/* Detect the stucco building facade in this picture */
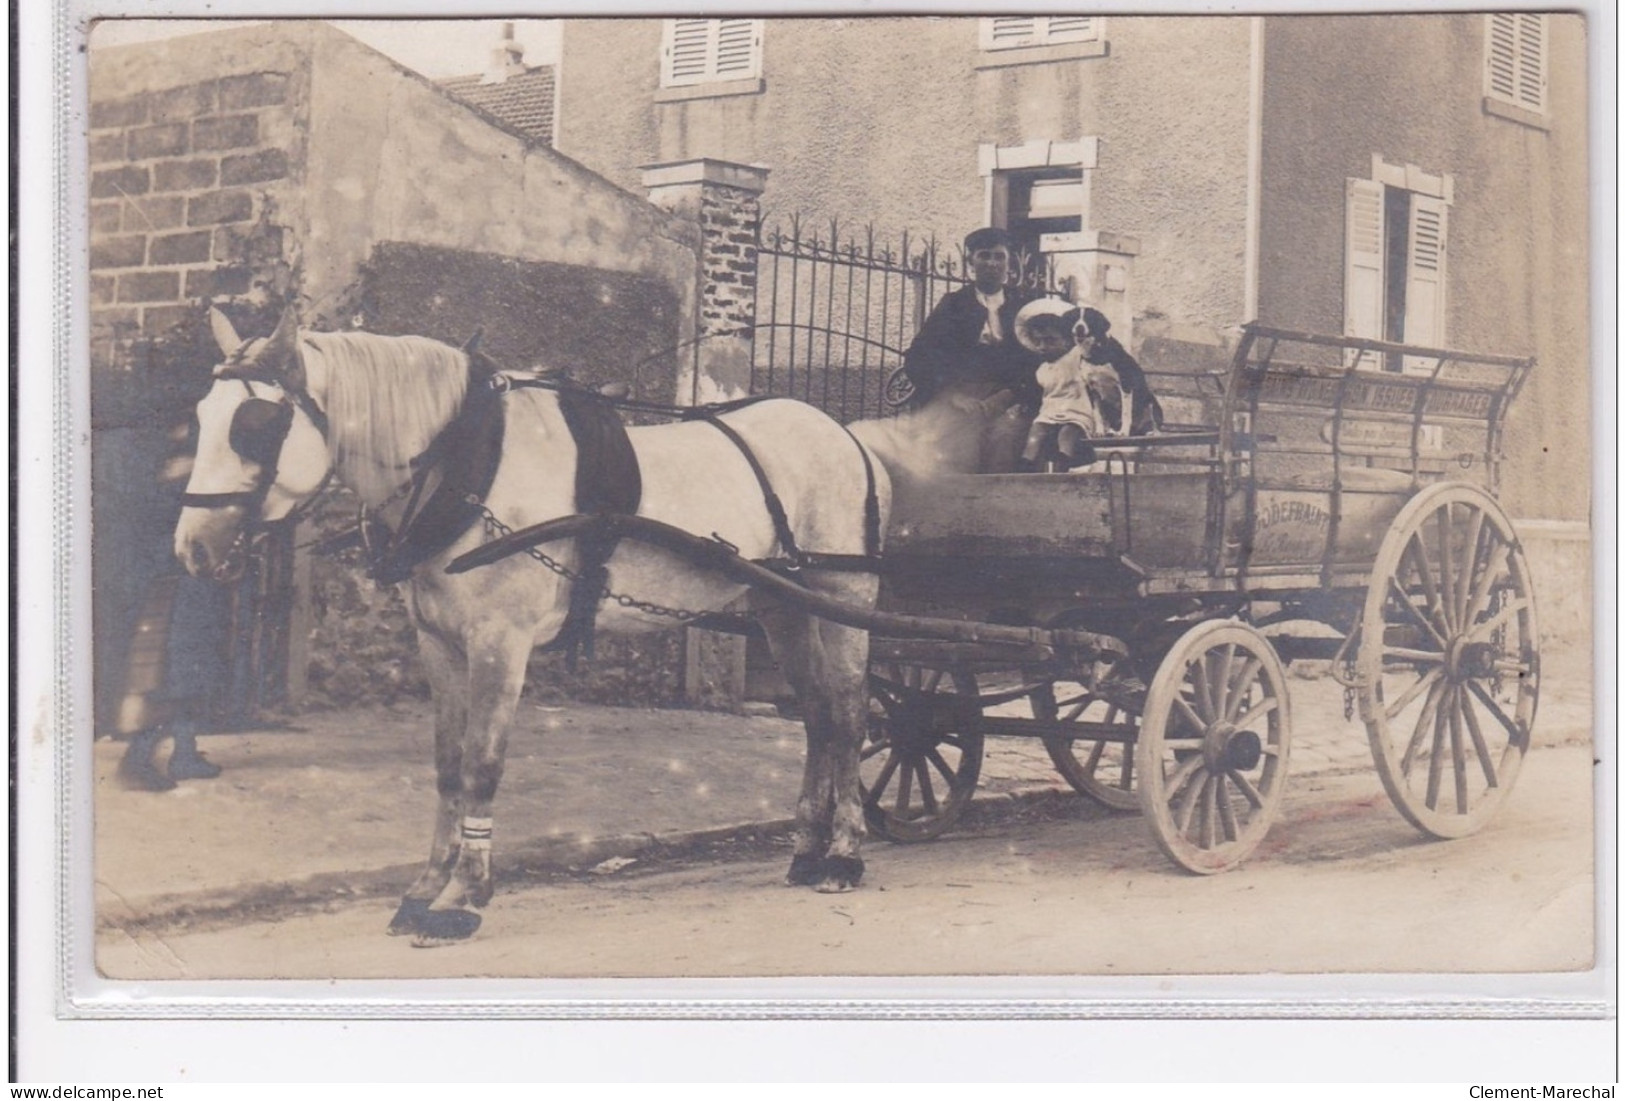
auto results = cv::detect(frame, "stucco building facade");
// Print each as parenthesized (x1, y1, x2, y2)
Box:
(554, 13, 1592, 642)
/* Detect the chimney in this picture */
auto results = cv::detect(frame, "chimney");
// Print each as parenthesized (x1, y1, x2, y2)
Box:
(480, 22, 526, 84)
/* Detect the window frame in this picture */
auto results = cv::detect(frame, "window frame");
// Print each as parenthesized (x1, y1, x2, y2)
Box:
(1482, 12, 1549, 129)
(658, 18, 765, 100)
(1343, 160, 1453, 375)
(976, 16, 1108, 68)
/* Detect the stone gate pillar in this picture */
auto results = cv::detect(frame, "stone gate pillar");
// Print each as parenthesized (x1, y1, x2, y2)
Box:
(641, 158, 769, 404)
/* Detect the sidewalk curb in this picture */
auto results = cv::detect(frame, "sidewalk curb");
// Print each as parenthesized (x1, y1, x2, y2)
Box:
(97, 787, 1080, 934)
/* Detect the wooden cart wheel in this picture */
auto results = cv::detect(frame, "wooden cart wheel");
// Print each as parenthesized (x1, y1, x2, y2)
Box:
(1032, 683, 1140, 811)
(1356, 483, 1539, 839)
(1136, 620, 1291, 874)
(862, 663, 984, 842)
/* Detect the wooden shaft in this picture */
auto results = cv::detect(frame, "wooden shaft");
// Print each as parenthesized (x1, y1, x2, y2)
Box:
(446, 512, 1130, 662)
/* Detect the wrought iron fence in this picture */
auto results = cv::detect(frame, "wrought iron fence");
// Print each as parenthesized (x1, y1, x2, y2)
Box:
(749, 216, 1057, 422)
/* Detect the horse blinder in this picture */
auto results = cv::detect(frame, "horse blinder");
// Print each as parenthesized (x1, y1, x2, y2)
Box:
(229, 397, 295, 467)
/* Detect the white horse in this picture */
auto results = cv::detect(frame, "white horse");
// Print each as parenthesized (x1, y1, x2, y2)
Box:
(175, 308, 891, 945)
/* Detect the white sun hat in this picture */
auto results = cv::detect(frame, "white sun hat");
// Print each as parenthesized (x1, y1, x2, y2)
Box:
(1013, 297, 1080, 352)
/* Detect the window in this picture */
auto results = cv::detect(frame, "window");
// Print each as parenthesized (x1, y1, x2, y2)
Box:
(1345, 166, 1451, 374)
(977, 16, 1107, 68)
(1484, 12, 1547, 121)
(980, 16, 1101, 51)
(980, 140, 1097, 275)
(660, 19, 763, 89)
(996, 169, 1085, 264)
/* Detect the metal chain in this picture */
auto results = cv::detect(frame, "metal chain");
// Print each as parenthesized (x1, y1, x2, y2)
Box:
(465, 496, 701, 622)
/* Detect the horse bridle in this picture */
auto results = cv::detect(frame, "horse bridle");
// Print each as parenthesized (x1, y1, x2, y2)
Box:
(178, 340, 332, 514)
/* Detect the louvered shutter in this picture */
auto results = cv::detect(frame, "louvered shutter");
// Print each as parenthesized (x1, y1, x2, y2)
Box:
(662, 19, 762, 87)
(714, 19, 760, 79)
(1401, 194, 1449, 374)
(1343, 178, 1386, 368)
(982, 16, 1099, 50)
(1044, 17, 1099, 43)
(1486, 12, 1546, 113)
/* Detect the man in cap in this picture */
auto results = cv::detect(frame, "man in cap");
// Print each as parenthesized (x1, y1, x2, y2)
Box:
(901, 227, 1044, 407)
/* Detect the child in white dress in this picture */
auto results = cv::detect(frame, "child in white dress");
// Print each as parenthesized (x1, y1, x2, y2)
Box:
(1013, 298, 1125, 471)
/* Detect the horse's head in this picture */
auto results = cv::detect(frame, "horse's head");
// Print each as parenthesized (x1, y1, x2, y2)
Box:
(174, 306, 332, 580)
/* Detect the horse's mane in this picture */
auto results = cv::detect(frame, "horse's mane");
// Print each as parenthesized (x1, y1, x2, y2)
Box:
(304, 330, 470, 501)
(848, 380, 1029, 484)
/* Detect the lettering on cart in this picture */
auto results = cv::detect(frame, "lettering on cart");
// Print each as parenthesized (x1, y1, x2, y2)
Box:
(1249, 497, 1332, 561)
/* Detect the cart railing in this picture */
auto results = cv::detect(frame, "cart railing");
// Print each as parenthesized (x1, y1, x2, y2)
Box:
(1207, 324, 1533, 584)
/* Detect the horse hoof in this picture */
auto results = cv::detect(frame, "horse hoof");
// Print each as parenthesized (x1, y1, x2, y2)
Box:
(386, 898, 431, 936)
(409, 908, 482, 946)
(814, 855, 864, 892)
(785, 852, 824, 886)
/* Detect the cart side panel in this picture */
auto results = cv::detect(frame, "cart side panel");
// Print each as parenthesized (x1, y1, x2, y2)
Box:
(887, 472, 1211, 570)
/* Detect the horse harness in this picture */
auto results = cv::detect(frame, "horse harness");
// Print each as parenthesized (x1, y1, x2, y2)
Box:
(187, 339, 885, 667)
(178, 339, 332, 515)
(491, 374, 884, 666)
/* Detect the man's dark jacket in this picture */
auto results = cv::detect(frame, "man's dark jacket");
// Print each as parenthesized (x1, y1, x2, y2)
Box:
(903, 284, 1044, 406)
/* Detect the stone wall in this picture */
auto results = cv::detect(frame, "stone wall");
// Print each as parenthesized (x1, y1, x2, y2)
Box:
(88, 69, 301, 375)
(88, 23, 718, 723)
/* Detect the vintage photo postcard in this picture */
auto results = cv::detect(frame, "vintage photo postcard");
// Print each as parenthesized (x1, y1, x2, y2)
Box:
(24, 6, 1609, 1056)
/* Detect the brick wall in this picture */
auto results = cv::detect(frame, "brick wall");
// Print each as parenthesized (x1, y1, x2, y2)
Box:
(88, 71, 298, 373)
(697, 183, 761, 341)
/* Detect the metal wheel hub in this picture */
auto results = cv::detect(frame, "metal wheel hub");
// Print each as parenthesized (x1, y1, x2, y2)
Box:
(1202, 721, 1262, 772)
(1447, 639, 1499, 681)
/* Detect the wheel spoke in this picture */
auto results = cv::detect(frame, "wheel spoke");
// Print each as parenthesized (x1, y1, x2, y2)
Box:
(1215, 643, 1237, 716)
(1227, 769, 1264, 809)
(1388, 576, 1451, 650)
(861, 739, 893, 763)
(1164, 752, 1206, 800)
(1215, 774, 1240, 842)
(1454, 507, 1487, 630)
(1434, 505, 1457, 634)
(1120, 743, 1134, 790)
(868, 751, 901, 799)
(922, 668, 944, 693)
(1465, 679, 1529, 745)
(915, 761, 939, 814)
(1222, 657, 1263, 721)
(1176, 772, 1207, 835)
(894, 758, 916, 815)
(1083, 739, 1107, 774)
(1448, 684, 1470, 814)
(868, 678, 905, 710)
(1231, 695, 1279, 731)
(1384, 645, 1445, 665)
(924, 747, 957, 788)
(1403, 531, 1451, 637)
(1191, 658, 1215, 721)
(1384, 666, 1443, 722)
(1199, 776, 1219, 849)
(1400, 680, 1447, 779)
(1425, 685, 1451, 810)
(1464, 598, 1530, 645)
(1458, 685, 1502, 788)
(1173, 694, 1207, 736)
(1464, 539, 1512, 626)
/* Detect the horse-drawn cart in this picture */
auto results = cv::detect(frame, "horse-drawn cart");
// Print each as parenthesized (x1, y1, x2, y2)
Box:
(858, 324, 1538, 873)
(179, 310, 1541, 939)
